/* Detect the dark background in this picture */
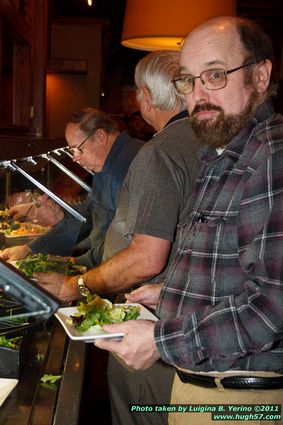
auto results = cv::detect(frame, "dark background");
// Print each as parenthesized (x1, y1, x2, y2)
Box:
(49, 0, 283, 86)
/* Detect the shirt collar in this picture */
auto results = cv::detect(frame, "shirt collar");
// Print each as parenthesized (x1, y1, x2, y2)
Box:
(165, 110, 188, 128)
(153, 110, 189, 138)
(95, 131, 127, 174)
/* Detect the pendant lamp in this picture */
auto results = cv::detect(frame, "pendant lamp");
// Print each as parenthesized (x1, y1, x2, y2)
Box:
(121, 0, 237, 51)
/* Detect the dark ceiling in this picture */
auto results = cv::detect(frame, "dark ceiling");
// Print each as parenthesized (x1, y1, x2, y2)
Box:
(49, 0, 283, 84)
(49, 0, 127, 54)
(49, 0, 283, 45)
(49, 0, 144, 84)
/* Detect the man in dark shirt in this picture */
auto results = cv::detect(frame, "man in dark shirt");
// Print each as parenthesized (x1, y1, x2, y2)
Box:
(0, 108, 144, 268)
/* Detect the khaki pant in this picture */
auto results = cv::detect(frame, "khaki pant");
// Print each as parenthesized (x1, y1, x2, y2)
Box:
(108, 353, 175, 425)
(169, 371, 283, 425)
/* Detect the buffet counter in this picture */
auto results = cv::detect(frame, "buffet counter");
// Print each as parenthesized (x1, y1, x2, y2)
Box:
(0, 134, 90, 424)
(0, 319, 86, 425)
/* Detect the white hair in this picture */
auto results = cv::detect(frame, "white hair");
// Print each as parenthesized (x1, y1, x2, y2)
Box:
(135, 50, 187, 111)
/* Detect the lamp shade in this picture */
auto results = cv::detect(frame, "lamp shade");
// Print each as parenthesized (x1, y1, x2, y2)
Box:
(121, 0, 237, 51)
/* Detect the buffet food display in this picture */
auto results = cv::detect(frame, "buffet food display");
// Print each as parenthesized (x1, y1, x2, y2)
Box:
(14, 253, 84, 278)
(0, 133, 93, 424)
(0, 211, 50, 247)
(4, 222, 49, 237)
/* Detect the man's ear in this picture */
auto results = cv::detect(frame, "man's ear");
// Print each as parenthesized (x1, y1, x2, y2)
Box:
(254, 59, 272, 93)
(96, 128, 107, 143)
(142, 86, 152, 111)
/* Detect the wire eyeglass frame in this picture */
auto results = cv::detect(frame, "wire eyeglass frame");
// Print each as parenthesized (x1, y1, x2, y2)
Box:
(172, 61, 258, 95)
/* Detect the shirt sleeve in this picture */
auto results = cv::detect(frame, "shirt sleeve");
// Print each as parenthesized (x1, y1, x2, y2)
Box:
(154, 149, 283, 371)
(74, 230, 105, 269)
(30, 201, 92, 256)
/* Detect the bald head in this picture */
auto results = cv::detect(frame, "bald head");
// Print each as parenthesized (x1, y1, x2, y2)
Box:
(180, 16, 277, 101)
(185, 16, 238, 40)
(181, 17, 245, 79)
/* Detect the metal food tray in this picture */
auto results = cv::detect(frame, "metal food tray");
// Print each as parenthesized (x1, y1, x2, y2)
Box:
(0, 295, 47, 338)
(4, 234, 43, 247)
(0, 259, 60, 323)
(0, 267, 59, 379)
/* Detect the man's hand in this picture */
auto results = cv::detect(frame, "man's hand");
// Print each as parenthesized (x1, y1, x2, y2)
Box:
(95, 320, 160, 370)
(34, 272, 80, 302)
(8, 194, 64, 226)
(9, 203, 34, 221)
(0, 244, 31, 261)
(125, 283, 163, 311)
(33, 195, 64, 226)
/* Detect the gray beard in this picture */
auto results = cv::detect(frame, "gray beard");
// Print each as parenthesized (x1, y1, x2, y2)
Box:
(189, 92, 259, 148)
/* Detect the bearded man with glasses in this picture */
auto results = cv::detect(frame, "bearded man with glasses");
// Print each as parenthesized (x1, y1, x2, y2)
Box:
(69, 17, 282, 425)
(0, 108, 144, 268)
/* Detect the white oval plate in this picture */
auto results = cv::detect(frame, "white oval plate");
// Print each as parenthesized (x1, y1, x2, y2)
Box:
(55, 303, 157, 342)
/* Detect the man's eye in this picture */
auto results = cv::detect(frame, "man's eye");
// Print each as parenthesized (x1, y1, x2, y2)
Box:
(184, 76, 194, 84)
(209, 70, 223, 80)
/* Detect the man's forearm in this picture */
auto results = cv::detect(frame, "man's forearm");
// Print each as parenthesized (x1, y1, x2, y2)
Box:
(82, 235, 171, 294)
(83, 247, 155, 294)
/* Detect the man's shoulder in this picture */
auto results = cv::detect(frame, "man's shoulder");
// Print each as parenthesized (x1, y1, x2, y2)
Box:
(116, 131, 146, 160)
(256, 112, 283, 152)
(137, 117, 199, 152)
(118, 130, 145, 148)
(152, 117, 201, 155)
(126, 118, 201, 174)
(158, 117, 194, 137)
(135, 118, 197, 150)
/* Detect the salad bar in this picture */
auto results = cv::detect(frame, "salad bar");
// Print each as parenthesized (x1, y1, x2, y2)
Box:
(0, 209, 50, 247)
(15, 253, 85, 278)
(0, 318, 86, 425)
(0, 260, 85, 425)
(0, 139, 108, 424)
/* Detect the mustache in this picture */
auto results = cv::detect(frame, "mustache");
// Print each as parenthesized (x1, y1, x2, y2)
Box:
(191, 103, 222, 116)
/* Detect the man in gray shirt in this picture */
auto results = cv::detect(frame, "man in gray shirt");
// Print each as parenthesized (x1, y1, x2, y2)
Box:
(35, 50, 201, 425)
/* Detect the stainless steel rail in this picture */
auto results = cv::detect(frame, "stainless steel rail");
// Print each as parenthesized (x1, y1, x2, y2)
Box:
(42, 154, 92, 193)
(2, 161, 86, 223)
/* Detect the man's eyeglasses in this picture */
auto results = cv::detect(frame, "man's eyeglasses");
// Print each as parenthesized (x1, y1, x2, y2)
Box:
(172, 61, 258, 95)
(66, 131, 94, 156)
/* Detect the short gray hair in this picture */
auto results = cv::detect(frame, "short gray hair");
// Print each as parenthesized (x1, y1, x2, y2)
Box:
(69, 107, 118, 136)
(135, 50, 187, 111)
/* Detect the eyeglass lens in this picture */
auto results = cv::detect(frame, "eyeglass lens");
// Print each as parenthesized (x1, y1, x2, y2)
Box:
(173, 61, 257, 95)
(174, 69, 227, 94)
(66, 131, 93, 156)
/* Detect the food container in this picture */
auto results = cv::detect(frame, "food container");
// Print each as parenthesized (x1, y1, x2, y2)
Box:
(0, 232, 4, 249)
(4, 233, 42, 247)
(4, 223, 50, 247)
(0, 341, 23, 379)
(0, 296, 46, 379)
(0, 261, 59, 380)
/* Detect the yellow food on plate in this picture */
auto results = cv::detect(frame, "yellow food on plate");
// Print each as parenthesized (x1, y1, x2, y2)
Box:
(0, 209, 10, 218)
(6, 222, 50, 237)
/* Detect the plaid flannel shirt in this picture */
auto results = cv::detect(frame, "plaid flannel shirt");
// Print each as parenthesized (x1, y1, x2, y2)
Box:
(154, 101, 283, 373)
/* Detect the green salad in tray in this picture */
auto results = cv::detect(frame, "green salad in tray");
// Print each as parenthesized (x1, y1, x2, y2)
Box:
(69, 291, 141, 333)
(16, 253, 83, 278)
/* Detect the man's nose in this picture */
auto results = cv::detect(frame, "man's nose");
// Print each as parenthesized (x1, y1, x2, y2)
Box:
(191, 77, 210, 103)
(72, 152, 80, 162)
